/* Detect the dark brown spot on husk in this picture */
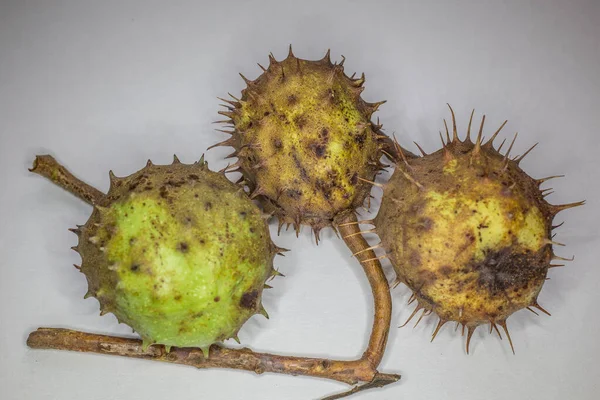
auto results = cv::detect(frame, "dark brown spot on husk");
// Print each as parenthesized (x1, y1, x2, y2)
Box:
(439, 265, 453, 276)
(177, 242, 189, 253)
(159, 186, 168, 198)
(309, 142, 326, 158)
(166, 179, 184, 188)
(316, 145, 326, 158)
(354, 131, 367, 147)
(294, 114, 306, 129)
(240, 290, 259, 309)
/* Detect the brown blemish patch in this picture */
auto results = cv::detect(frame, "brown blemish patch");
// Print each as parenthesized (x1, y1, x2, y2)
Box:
(166, 179, 185, 188)
(309, 142, 326, 158)
(214, 296, 221, 302)
(240, 290, 259, 309)
(159, 186, 168, 198)
(294, 114, 306, 129)
(410, 251, 421, 267)
(472, 247, 546, 295)
(354, 131, 367, 147)
(439, 265, 453, 276)
(418, 269, 437, 284)
(128, 176, 145, 191)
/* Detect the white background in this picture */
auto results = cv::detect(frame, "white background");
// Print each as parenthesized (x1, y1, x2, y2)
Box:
(1, 1, 598, 399)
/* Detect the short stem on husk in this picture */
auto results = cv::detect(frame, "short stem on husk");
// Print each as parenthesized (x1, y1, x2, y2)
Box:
(30, 155, 105, 205)
(27, 155, 399, 399)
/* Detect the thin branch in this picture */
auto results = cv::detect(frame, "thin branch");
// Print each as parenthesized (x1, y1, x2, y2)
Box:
(27, 155, 400, 398)
(27, 328, 373, 384)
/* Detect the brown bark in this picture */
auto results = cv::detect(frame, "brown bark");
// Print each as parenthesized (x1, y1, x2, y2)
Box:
(27, 328, 395, 386)
(27, 155, 399, 398)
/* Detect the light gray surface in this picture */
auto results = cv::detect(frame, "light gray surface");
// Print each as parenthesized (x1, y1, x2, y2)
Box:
(1, 0, 598, 399)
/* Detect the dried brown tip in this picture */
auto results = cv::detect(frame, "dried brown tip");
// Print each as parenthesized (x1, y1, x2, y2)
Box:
(399, 304, 423, 328)
(466, 326, 476, 354)
(430, 319, 447, 342)
(446, 104, 458, 142)
(498, 320, 515, 354)
(466, 109, 475, 142)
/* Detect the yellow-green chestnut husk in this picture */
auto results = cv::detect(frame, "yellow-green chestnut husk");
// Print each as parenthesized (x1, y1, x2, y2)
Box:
(213, 48, 389, 242)
(374, 108, 583, 353)
(71, 156, 280, 353)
